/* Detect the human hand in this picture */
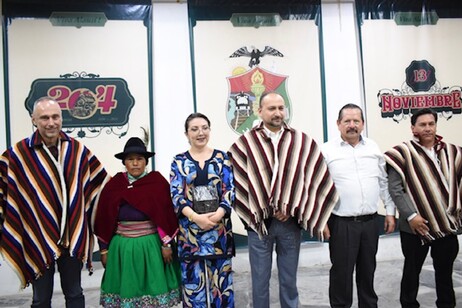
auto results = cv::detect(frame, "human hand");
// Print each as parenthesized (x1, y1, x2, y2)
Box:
(209, 207, 226, 224)
(193, 212, 216, 231)
(161, 246, 173, 264)
(409, 214, 429, 236)
(274, 210, 290, 222)
(384, 215, 396, 234)
(322, 225, 331, 240)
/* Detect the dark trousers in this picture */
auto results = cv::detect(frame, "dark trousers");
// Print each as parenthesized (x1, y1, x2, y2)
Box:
(400, 232, 459, 308)
(328, 215, 379, 308)
(31, 251, 84, 308)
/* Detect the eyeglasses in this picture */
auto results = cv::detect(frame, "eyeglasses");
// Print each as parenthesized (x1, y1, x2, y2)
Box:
(188, 126, 210, 133)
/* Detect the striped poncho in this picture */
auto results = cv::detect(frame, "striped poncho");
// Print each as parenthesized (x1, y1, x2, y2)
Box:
(0, 131, 109, 288)
(228, 122, 338, 238)
(384, 137, 462, 241)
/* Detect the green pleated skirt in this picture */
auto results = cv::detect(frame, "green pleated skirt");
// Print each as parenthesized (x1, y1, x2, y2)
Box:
(100, 233, 181, 308)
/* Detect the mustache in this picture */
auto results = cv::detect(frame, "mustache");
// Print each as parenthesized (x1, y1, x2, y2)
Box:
(347, 128, 358, 133)
(414, 132, 433, 138)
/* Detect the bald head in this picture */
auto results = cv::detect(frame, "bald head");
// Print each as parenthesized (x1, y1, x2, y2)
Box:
(258, 92, 286, 132)
(31, 97, 63, 146)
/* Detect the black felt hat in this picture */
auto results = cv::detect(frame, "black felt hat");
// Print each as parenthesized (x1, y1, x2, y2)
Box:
(115, 137, 155, 161)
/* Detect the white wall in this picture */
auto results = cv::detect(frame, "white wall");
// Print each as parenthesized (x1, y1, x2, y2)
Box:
(152, 3, 195, 179)
(192, 19, 325, 152)
(361, 18, 462, 151)
(6, 19, 151, 177)
(0, 3, 194, 294)
(321, 0, 364, 141)
(4, 0, 462, 296)
(0, 3, 363, 162)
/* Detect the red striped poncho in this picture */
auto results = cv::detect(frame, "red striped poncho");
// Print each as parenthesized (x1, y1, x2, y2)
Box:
(385, 137, 462, 241)
(0, 131, 109, 288)
(228, 122, 338, 238)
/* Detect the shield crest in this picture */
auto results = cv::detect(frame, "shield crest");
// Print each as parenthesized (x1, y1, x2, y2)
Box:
(226, 66, 291, 134)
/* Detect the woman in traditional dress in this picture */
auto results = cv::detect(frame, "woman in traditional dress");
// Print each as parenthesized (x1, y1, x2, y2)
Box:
(94, 137, 181, 307)
(170, 113, 235, 307)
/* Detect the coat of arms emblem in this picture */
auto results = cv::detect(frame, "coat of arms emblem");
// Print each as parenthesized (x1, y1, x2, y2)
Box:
(226, 46, 291, 134)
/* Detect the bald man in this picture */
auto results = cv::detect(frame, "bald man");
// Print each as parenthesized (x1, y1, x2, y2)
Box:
(0, 96, 109, 307)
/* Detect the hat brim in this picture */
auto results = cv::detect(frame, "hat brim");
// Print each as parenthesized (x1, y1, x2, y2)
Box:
(115, 148, 155, 160)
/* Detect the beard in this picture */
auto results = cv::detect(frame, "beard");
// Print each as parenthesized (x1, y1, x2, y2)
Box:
(269, 117, 283, 127)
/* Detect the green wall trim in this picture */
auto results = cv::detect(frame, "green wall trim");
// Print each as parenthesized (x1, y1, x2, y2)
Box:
(188, 12, 198, 113)
(2, 16, 11, 148)
(146, 7, 156, 171)
(318, 10, 329, 142)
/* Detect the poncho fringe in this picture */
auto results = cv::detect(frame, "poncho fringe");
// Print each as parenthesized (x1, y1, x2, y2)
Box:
(229, 123, 338, 238)
(384, 138, 462, 241)
(0, 131, 109, 288)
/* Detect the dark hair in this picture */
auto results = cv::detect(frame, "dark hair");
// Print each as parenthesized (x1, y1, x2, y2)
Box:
(259, 91, 284, 108)
(184, 113, 211, 132)
(337, 103, 364, 122)
(411, 108, 437, 125)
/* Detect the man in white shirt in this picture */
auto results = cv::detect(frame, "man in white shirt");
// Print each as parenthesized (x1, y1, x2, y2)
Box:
(322, 103, 396, 308)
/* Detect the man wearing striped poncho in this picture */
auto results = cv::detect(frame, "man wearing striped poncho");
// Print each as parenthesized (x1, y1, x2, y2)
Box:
(385, 108, 462, 308)
(0, 97, 109, 307)
(228, 92, 338, 308)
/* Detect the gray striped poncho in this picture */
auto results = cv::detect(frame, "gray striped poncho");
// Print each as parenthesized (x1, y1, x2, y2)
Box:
(385, 137, 462, 241)
(228, 122, 338, 238)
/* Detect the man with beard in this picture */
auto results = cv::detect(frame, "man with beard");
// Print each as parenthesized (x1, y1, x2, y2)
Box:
(321, 103, 396, 308)
(229, 92, 339, 308)
(385, 108, 462, 308)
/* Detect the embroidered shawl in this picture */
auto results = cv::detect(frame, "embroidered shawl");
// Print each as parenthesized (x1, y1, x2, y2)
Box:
(94, 171, 179, 245)
(384, 137, 462, 241)
(228, 122, 339, 237)
(0, 131, 109, 288)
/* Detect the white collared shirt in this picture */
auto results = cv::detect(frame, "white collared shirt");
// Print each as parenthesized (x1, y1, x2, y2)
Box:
(263, 125, 284, 193)
(263, 125, 283, 146)
(422, 145, 441, 168)
(321, 136, 396, 217)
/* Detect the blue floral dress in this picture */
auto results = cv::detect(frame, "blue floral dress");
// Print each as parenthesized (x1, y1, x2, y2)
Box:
(170, 149, 235, 308)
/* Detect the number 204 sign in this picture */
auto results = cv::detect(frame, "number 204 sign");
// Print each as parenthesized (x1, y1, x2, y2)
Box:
(25, 74, 135, 128)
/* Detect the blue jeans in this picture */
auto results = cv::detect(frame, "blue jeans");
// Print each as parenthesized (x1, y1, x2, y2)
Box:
(248, 218, 301, 308)
(32, 251, 84, 308)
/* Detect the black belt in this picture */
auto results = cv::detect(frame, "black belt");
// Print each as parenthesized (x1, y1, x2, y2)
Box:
(332, 213, 377, 222)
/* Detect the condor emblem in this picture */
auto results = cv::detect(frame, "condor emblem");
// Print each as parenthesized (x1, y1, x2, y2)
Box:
(227, 46, 291, 134)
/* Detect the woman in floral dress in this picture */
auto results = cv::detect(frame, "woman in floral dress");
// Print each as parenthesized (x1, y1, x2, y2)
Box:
(170, 113, 235, 308)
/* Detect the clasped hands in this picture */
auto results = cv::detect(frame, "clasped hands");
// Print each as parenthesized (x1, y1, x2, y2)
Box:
(273, 209, 290, 222)
(193, 207, 226, 231)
